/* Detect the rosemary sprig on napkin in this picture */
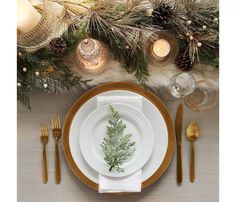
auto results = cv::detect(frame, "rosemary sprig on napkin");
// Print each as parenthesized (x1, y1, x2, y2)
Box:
(101, 105, 135, 172)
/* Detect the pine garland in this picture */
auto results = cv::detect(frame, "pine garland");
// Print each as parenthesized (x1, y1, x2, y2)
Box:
(147, 0, 219, 67)
(17, 0, 219, 108)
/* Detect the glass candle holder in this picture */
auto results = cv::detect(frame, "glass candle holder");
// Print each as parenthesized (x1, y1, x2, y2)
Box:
(167, 72, 196, 98)
(75, 38, 110, 75)
(145, 31, 179, 67)
(17, 0, 64, 52)
(184, 80, 218, 112)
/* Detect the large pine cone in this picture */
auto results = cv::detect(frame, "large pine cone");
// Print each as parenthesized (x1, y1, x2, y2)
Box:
(175, 53, 193, 71)
(152, 3, 173, 26)
(49, 38, 67, 55)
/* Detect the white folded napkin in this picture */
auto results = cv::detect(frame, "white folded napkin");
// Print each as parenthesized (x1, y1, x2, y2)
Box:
(97, 95, 142, 193)
(99, 170, 142, 193)
(97, 95, 142, 109)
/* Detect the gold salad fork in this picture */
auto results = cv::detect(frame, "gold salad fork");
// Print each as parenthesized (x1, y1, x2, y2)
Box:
(40, 124, 49, 184)
(51, 115, 62, 184)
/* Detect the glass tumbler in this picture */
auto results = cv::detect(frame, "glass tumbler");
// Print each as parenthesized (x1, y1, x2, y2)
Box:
(167, 72, 196, 98)
(184, 80, 218, 112)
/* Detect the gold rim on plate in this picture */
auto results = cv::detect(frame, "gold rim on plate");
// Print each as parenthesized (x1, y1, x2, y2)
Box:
(62, 82, 175, 192)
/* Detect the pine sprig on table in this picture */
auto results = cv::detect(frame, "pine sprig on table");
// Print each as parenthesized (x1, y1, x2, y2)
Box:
(101, 105, 135, 172)
(17, 48, 90, 109)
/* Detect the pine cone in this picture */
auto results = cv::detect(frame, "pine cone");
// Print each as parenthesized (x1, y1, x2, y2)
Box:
(152, 3, 173, 26)
(49, 38, 67, 55)
(175, 53, 193, 71)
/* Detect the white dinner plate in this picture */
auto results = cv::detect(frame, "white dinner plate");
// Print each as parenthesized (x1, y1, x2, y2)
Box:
(79, 103, 154, 177)
(68, 90, 169, 183)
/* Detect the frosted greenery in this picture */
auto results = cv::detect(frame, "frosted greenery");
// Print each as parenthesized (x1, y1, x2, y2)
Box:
(101, 105, 135, 172)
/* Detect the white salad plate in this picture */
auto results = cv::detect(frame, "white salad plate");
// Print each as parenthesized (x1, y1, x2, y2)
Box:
(79, 103, 154, 177)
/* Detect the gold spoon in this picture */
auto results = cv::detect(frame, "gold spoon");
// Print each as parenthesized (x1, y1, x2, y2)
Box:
(186, 122, 200, 183)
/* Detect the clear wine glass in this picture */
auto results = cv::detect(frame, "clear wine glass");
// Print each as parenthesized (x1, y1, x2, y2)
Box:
(167, 72, 196, 98)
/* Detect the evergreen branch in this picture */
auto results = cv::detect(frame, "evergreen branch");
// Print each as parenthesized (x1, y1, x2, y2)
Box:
(17, 87, 31, 110)
(88, 12, 149, 83)
(145, 0, 219, 66)
(101, 105, 135, 172)
(17, 48, 89, 109)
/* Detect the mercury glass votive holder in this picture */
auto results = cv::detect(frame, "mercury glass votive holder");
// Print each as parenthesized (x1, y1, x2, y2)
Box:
(74, 38, 111, 76)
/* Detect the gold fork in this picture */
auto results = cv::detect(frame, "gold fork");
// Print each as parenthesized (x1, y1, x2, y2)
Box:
(51, 115, 62, 184)
(40, 123, 49, 184)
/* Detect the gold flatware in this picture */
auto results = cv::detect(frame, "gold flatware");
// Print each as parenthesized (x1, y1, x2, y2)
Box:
(186, 122, 200, 183)
(51, 115, 62, 184)
(40, 123, 49, 184)
(175, 103, 183, 185)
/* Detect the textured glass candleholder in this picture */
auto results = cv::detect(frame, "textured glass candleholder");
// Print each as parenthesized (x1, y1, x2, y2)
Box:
(75, 38, 111, 76)
(17, 0, 64, 52)
(184, 80, 218, 112)
(145, 31, 179, 67)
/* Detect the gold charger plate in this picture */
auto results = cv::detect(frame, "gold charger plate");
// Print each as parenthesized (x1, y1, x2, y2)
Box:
(62, 82, 175, 192)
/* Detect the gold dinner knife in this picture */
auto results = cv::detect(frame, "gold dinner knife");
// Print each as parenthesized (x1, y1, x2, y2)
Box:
(175, 103, 183, 185)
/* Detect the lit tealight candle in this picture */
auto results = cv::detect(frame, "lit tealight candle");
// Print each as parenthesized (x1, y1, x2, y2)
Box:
(17, 0, 41, 33)
(152, 39, 171, 61)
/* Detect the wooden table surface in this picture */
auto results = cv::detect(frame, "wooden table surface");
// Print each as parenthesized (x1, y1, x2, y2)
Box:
(17, 88, 219, 202)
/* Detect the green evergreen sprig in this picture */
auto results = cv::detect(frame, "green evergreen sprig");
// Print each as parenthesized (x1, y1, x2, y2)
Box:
(101, 105, 135, 172)
(17, 47, 90, 109)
